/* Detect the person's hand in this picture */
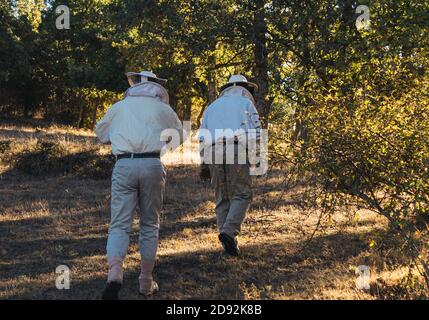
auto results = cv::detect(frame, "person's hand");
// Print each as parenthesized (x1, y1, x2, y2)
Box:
(200, 163, 211, 182)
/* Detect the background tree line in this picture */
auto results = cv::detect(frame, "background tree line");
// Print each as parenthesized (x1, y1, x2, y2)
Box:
(1, 1, 427, 128)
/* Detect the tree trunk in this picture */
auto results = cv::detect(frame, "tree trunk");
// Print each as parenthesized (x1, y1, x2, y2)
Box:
(169, 92, 178, 114)
(253, 0, 270, 127)
(91, 99, 99, 129)
(197, 53, 218, 127)
(76, 92, 84, 128)
(207, 54, 218, 104)
(182, 95, 192, 122)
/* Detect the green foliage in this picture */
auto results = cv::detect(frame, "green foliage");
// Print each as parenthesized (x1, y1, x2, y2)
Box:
(266, 0, 429, 289)
(0, 0, 127, 125)
(45, 87, 122, 128)
(297, 75, 429, 226)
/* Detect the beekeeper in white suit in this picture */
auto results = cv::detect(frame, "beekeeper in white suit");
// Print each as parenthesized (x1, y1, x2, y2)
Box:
(199, 75, 261, 257)
(95, 71, 183, 300)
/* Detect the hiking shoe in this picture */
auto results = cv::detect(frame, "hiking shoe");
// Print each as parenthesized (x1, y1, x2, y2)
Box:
(101, 281, 122, 300)
(219, 233, 239, 257)
(139, 280, 159, 297)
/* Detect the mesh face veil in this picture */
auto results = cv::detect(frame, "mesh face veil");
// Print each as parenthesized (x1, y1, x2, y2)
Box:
(219, 86, 256, 105)
(126, 71, 167, 87)
(128, 75, 151, 87)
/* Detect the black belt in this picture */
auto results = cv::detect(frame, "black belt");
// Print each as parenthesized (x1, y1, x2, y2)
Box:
(116, 153, 160, 160)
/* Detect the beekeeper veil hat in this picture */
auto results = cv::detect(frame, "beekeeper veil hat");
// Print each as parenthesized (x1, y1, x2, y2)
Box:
(125, 71, 167, 87)
(125, 71, 169, 104)
(220, 75, 258, 98)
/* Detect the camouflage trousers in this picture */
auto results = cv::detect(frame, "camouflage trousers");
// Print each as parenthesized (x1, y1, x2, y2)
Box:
(208, 144, 252, 238)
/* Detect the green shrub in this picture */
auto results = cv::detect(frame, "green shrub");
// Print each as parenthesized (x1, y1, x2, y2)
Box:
(0, 140, 12, 163)
(13, 140, 114, 179)
(74, 153, 115, 179)
(281, 67, 429, 294)
(14, 141, 66, 175)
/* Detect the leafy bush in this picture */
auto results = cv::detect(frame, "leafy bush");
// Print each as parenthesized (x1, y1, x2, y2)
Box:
(278, 67, 429, 293)
(72, 153, 115, 179)
(0, 140, 12, 162)
(298, 77, 429, 229)
(14, 141, 67, 175)
(13, 140, 114, 179)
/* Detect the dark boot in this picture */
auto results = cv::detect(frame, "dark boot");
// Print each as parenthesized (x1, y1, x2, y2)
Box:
(101, 256, 124, 300)
(219, 232, 239, 257)
(101, 281, 122, 300)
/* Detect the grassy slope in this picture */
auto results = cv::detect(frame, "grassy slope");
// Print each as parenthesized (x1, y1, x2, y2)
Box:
(0, 123, 415, 300)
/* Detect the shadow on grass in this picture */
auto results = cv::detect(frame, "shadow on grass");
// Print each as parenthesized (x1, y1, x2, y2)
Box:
(1, 228, 377, 299)
(0, 125, 98, 144)
(0, 163, 381, 300)
(0, 213, 217, 282)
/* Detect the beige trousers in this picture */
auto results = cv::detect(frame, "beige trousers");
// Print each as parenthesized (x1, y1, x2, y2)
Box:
(106, 158, 166, 261)
(208, 144, 252, 238)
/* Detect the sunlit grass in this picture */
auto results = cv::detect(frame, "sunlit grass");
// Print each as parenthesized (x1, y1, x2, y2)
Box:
(0, 123, 427, 300)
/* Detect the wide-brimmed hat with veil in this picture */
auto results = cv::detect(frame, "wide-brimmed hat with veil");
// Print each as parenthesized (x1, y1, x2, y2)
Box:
(125, 71, 168, 87)
(220, 75, 258, 97)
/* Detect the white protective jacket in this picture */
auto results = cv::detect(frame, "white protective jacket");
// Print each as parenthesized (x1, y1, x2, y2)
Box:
(199, 86, 261, 147)
(95, 82, 183, 155)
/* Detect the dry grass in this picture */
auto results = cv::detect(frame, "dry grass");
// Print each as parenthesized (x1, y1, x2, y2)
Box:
(0, 122, 427, 300)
